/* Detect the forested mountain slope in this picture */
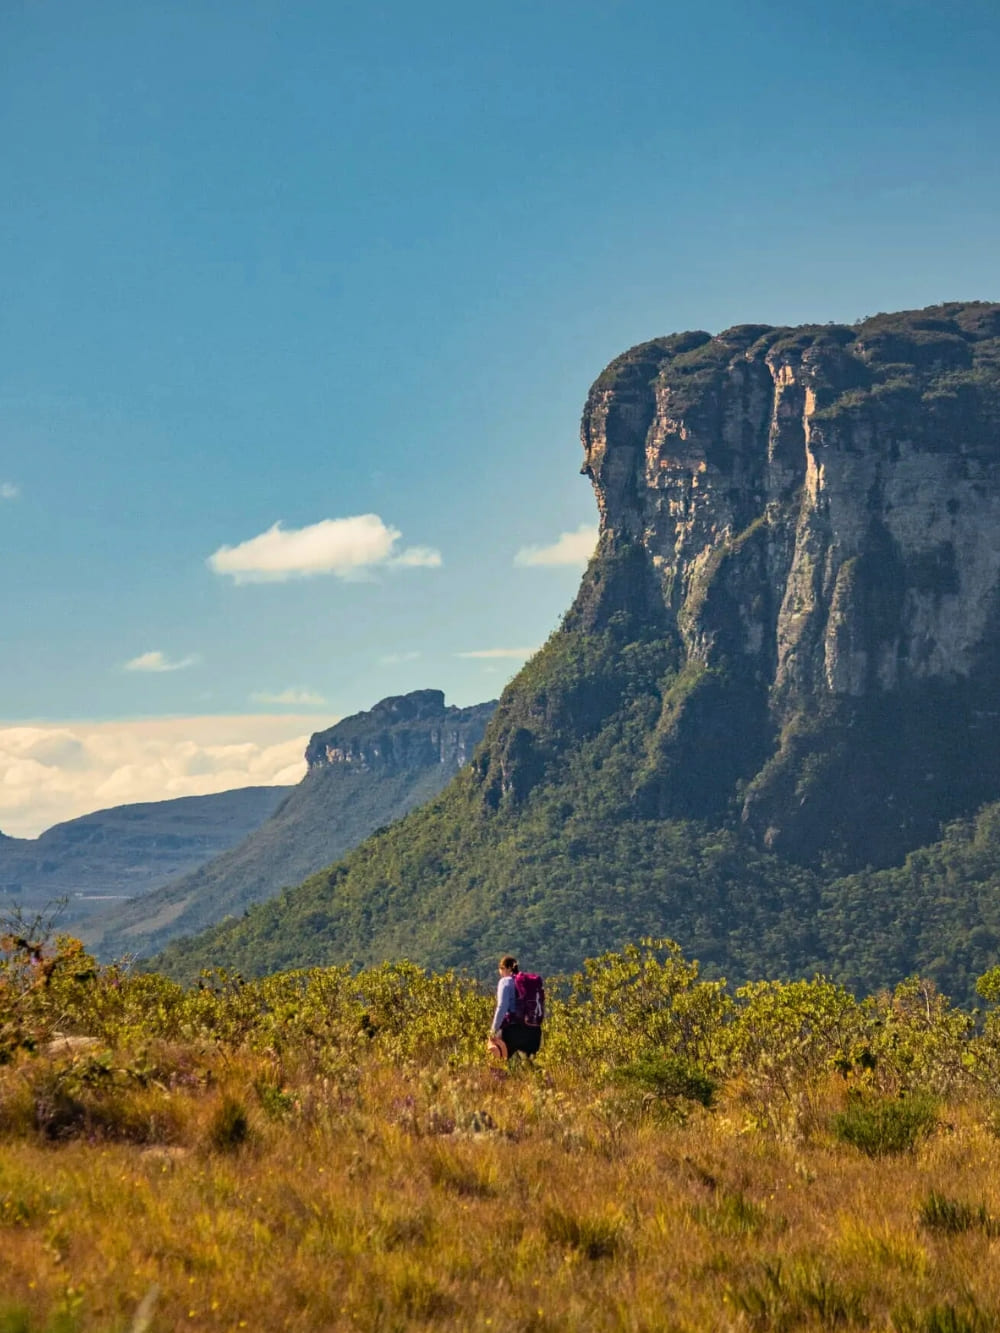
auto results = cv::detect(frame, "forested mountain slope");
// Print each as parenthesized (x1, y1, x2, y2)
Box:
(156, 304, 1000, 999)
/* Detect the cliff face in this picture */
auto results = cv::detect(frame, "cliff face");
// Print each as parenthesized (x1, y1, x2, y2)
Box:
(573, 302, 1000, 866)
(305, 690, 495, 773)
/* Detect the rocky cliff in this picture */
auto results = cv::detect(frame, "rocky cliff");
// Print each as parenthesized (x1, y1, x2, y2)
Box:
(305, 690, 493, 772)
(156, 304, 1000, 995)
(481, 302, 1000, 869)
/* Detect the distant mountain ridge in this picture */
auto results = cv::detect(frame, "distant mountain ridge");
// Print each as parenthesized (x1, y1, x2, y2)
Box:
(91, 690, 495, 960)
(0, 786, 290, 933)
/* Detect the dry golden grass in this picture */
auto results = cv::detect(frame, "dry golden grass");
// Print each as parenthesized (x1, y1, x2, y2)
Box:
(4, 1057, 1000, 1332)
(5, 936, 1000, 1329)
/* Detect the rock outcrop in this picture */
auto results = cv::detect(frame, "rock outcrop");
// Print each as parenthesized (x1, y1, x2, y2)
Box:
(574, 302, 1000, 866)
(305, 689, 493, 773)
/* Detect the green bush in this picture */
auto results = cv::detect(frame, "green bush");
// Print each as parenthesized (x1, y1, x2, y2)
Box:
(728, 1260, 867, 1330)
(691, 1190, 768, 1236)
(832, 1092, 938, 1156)
(541, 1205, 626, 1259)
(612, 1051, 717, 1106)
(893, 1303, 997, 1333)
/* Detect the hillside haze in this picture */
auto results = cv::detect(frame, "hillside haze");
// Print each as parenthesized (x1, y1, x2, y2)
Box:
(92, 691, 495, 959)
(157, 304, 1000, 997)
(0, 787, 289, 933)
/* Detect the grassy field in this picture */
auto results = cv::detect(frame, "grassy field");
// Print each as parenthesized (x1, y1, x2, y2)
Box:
(4, 934, 1000, 1331)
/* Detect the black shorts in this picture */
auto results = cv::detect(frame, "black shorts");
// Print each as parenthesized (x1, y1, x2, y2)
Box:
(501, 1022, 541, 1058)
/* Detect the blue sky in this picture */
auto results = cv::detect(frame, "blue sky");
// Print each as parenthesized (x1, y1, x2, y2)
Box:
(2, 0, 999, 833)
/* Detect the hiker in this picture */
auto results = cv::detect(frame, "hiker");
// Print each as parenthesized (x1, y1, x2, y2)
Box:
(487, 954, 544, 1060)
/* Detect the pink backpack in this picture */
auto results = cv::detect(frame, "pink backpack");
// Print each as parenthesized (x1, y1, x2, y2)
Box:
(512, 972, 545, 1027)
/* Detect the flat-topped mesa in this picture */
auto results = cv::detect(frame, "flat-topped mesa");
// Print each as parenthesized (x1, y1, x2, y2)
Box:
(305, 690, 496, 774)
(577, 302, 1000, 866)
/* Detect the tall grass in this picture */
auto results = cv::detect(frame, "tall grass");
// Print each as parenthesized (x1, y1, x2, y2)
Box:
(5, 933, 1000, 1328)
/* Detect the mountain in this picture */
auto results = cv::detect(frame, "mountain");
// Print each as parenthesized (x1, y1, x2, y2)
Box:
(0, 786, 289, 933)
(91, 690, 495, 960)
(155, 303, 1000, 998)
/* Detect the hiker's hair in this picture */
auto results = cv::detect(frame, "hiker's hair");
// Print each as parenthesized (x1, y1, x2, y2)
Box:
(500, 954, 519, 974)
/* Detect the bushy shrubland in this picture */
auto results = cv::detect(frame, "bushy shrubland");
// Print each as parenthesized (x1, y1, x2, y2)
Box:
(7, 926, 1000, 1329)
(7, 928, 1000, 1135)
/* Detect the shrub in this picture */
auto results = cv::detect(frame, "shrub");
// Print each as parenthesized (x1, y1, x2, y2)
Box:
(612, 1051, 716, 1106)
(728, 1260, 867, 1330)
(893, 1303, 997, 1333)
(832, 1093, 938, 1156)
(691, 1190, 769, 1236)
(13, 1054, 186, 1144)
(253, 1076, 298, 1121)
(0, 1307, 32, 1333)
(425, 1146, 498, 1198)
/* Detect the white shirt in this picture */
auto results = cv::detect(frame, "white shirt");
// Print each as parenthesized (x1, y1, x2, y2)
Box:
(491, 975, 517, 1032)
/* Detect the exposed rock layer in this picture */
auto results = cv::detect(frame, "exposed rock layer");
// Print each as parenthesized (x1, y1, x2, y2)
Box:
(575, 303, 1000, 866)
(306, 690, 493, 773)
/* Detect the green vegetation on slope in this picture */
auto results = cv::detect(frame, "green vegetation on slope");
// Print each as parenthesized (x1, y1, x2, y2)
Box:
(91, 762, 461, 961)
(0, 786, 288, 931)
(90, 692, 495, 961)
(822, 802, 1000, 1004)
(154, 556, 823, 988)
(157, 305, 1000, 996)
(154, 540, 1000, 1003)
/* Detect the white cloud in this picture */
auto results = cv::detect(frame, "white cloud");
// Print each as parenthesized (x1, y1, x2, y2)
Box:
(0, 714, 334, 838)
(251, 688, 328, 707)
(389, 545, 442, 569)
(457, 647, 539, 660)
(1, 482, 20, 501)
(514, 523, 598, 567)
(123, 650, 199, 673)
(207, 515, 442, 583)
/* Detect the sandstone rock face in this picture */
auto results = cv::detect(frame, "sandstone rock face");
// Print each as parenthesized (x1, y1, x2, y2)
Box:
(580, 303, 1000, 867)
(306, 690, 495, 774)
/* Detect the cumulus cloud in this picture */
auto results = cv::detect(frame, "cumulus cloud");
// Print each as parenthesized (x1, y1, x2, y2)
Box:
(1, 482, 20, 501)
(389, 546, 442, 569)
(456, 647, 539, 660)
(0, 714, 335, 839)
(207, 515, 442, 583)
(123, 650, 199, 673)
(514, 523, 598, 567)
(250, 688, 328, 707)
